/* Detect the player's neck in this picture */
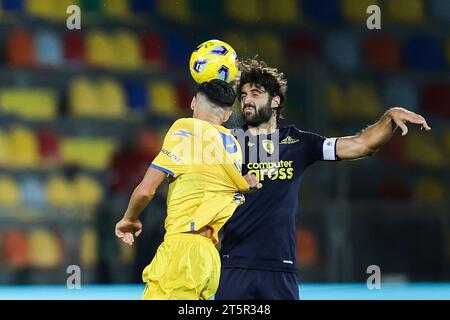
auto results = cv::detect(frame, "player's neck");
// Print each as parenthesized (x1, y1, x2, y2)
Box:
(248, 117, 277, 135)
(195, 114, 223, 126)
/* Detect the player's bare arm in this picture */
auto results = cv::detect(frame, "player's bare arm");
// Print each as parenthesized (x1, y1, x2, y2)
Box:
(336, 107, 431, 160)
(115, 167, 166, 246)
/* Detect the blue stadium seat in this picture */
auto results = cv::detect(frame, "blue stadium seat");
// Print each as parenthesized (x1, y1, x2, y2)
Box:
(165, 34, 191, 66)
(20, 177, 47, 208)
(403, 35, 444, 70)
(301, 0, 340, 24)
(383, 78, 419, 113)
(2, 0, 24, 13)
(130, 0, 155, 15)
(35, 30, 63, 66)
(124, 82, 148, 111)
(324, 32, 360, 71)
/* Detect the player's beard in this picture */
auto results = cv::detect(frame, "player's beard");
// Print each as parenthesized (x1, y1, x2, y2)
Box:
(241, 98, 273, 127)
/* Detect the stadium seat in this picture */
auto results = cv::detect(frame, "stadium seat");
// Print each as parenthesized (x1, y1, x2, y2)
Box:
(265, 0, 300, 24)
(79, 0, 101, 16)
(8, 126, 39, 168)
(341, 0, 380, 23)
(431, 0, 450, 23)
(2, 230, 29, 267)
(124, 82, 148, 111)
(98, 78, 127, 118)
(28, 229, 62, 268)
(286, 34, 322, 61)
(73, 175, 103, 206)
(20, 177, 47, 207)
(301, 0, 340, 25)
(377, 133, 408, 165)
(114, 30, 142, 69)
(421, 82, 450, 117)
(221, 33, 254, 62)
(413, 177, 446, 203)
(37, 129, 60, 164)
(130, 0, 155, 15)
(24, 0, 52, 19)
(383, 78, 418, 113)
(324, 32, 360, 71)
(63, 32, 85, 64)
(156, 0, 191, 22)
(363, 34, 401, 71)
(176, 82, 194, 113)
(61, 138, 116, 169)
(0, 130, 9, 165)
(35, 30, 63, 66)
(0, 176, 20, 206)
(0, 88, 58, 120)
(327, 82, 346, 118)
(102, 0, 130, 19)
(86, 30, 115, 68)
(378, 178, 411, 200)
(387, 0, 424, 23)
(46, 175, 74, 207)
(165, 34, 191, 66)
(445, 129, 450, 157)
(405, 133, 446, 168)
(190, 0, 221, 21)
(224, 0, 261, 23)
(148, 81, 180, 116)
(404, 35, 444, 70)
(81, 228, 98, 267)
(69, 77, 99, 117)
(2, 0, 24, 13)
(296, 226, 319, 267)
(253, 33, 284, 68)
(6, 30, 35, 66)
(141, 34, 165, 68)
(347, 82, 382, 119)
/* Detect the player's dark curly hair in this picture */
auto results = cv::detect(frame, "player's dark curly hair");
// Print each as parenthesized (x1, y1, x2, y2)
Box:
(236, 58, 288, 122)
(196, 79, 236, 108)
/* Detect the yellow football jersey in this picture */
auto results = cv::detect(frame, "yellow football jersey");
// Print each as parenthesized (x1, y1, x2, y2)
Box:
(151, 118, 249, 244)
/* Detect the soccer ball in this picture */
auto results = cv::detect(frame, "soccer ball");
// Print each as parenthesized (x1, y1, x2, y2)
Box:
(189, 39, 239, 84)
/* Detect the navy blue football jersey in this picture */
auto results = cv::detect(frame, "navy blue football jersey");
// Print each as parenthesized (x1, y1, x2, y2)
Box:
(220, 125, 339, 272)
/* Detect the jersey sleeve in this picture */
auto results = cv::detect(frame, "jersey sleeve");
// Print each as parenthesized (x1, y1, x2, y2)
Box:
(297, 129, 339, 166)
(150, 119, 192, 177)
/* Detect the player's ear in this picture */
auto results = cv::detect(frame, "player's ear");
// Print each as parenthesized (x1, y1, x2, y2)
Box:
(222, 109, 233, 123)
(190, 96, 197, 110)
(271, 96, 281, 109)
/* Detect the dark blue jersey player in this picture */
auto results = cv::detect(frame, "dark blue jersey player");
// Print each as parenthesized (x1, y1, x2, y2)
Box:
(216, 59, 431, 300)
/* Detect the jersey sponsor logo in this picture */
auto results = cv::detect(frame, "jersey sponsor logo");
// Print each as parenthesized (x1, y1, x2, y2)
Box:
(280, 136, 299, 144)
(262, 140, 274, 155)
(246, 161, 294, 181)
(161, 148, 181, 162)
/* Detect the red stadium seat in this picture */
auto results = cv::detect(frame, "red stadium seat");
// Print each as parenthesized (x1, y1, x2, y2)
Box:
(6, 30, 35, 66)
(64, 32, 86, 64)
(2, 230, 29, 267)
(176, 82, 193, 114)
(421, 82, 450, 117)
(296, 226, 319, 267)
(286, 34, 322, 61)
(37, 129, 61, 164)
(141, 34, 165, 68)
(363, 34, 401, 71)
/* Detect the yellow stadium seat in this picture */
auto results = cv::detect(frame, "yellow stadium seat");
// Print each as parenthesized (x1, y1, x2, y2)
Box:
(265, 0, 300, 24)
(113, 31, 142, 69)
(225, 0, 261, 23)
(221, 32, 254, 60)
(98, 78, 127, 118)
(86, 31, 116, 67)
(61, 138, 116, 169)
(25, 0, 52, 19)
(8, 126, 39, 168)
(156, 0, 191, 22)
(387, 0, 424, 23)
(46, 175, 75, 207)
(341, 0, 380, 23)
(327, 82, 347, 118)
(148, 81, 180, 116)
(0, 130, 9, 165)
(81, 228, 98, 267)
(69, 78, 99, 117)
(347, 82, 382, 119)
(405, 133, 446, 168)
(28, 229, 62, 268)
(103, 0, 130, 19)
(253, 33, 284, 68)
(413, 177, 446, 203)
(73, 174, 103, 206)
(1, 89, 58, 120)
(0, 176, 20, 206)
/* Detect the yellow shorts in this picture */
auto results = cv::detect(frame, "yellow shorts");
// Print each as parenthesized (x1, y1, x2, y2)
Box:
(141, 233, 220, 300)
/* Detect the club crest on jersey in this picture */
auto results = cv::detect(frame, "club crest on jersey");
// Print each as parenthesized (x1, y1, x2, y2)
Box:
(280, 136, 299, 144)
(262, 140, 274, 155)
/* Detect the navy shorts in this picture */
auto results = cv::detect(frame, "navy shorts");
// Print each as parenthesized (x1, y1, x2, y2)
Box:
(215, 268, 299, 300)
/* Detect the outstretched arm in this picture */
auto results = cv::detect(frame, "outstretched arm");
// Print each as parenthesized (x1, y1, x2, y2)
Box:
(115, 167, 166, 245)
(336, 107, 431, 160)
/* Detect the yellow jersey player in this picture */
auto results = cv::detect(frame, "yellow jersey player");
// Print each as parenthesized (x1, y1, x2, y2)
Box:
(115, 79, 262, 300)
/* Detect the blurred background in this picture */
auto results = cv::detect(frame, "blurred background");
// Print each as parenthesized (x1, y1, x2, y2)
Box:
(0, 0, 448, 287)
